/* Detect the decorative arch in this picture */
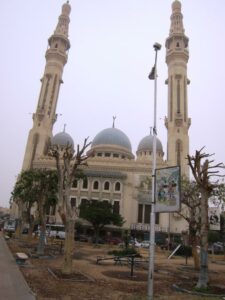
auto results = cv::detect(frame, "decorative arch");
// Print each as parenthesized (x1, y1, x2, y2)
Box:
(115, 181, 121, 192)
(104, 181, 110, 191)
(93, 180, 99, 190)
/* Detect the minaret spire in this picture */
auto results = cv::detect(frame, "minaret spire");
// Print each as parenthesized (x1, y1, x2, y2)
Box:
(22, 2, 71, 170)
(169, 1, 185, 35)
(54, 1, 71, 37)
(165, 0, 191, 178)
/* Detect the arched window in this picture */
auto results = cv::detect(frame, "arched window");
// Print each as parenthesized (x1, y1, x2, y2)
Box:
(115, 182, 121, 192)
(70, 197, 76, 208)
(93, 181, 99, 190)
(104, 181, 110, 191)
(82, 178, 88, 189)
(72, 179, 78, 189)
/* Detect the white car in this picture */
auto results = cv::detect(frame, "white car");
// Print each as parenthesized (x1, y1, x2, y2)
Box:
(35, 224, 66, 239)
(47, 224, 65, 239)
(141, 240, 150, 248)
(130, 238, 142, 248)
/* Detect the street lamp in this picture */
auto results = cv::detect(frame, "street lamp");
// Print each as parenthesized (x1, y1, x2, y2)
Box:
(147, 42, 161, 300)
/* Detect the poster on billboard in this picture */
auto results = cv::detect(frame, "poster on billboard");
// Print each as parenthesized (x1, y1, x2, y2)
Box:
(155, 166, 181, 213)
(209, 207, 220, 231)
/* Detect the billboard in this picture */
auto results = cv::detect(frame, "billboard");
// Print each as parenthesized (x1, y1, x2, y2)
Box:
(155, 166, 181, 213)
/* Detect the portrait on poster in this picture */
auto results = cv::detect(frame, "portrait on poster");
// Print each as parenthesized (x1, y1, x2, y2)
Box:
(209, 207, 220, 231)
(155, 166, 181, 213)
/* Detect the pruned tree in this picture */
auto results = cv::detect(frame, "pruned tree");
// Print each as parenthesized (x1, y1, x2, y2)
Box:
(12, 171, 38, 239)
(34, 169, 58, 255)
(187, 147, 224, 289)
(79, 199, 124, 243)
(12, 169, 58, 254)
(179, 177, 201, 269)
(49, 137, 91, 274)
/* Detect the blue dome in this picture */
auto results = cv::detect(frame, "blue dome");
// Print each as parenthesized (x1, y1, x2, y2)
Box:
(92, 127, 132, 152)
(137, 134, 163, 153)
(51, 131, 74, 148)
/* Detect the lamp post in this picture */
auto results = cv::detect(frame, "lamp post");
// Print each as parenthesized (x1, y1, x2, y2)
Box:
(147, 42, 161, 300)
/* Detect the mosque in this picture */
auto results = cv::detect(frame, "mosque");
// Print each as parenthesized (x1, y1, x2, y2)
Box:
(13, 1, 191, 237)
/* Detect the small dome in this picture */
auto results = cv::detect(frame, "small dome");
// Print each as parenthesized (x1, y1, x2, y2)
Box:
(137, 134, 163, 153)
(92, 127, 132, 152)
(51, 131, 74, 148)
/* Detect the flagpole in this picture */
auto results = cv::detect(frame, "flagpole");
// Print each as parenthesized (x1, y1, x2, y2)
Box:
(147, 42, 161, 300)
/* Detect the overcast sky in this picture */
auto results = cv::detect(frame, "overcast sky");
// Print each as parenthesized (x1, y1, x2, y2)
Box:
(0, 1, 225, 208)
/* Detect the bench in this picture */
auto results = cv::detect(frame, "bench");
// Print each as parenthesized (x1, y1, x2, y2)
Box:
(15, 252, 28, 264)
(114, 256, 128, 265)
(96, 256, 115, 264)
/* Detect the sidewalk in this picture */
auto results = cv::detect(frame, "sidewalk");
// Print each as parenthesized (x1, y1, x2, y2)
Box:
(0, 233, 36, 300)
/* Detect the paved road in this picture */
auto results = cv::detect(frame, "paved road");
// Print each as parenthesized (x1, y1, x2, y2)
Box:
(0, 233, 36, 300)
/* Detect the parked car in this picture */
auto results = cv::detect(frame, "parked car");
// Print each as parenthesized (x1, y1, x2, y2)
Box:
(129, 238, 142, 248)
(141, 240, 150, 248)
(22, 227, 29, 234)
(3, 219, 16, 233)
(75, 234, 89, 242)
(160, 241, 179, 251)
(47, 224, 65, 239)
(208, 242, 224, 254)
(34, 224, 66, 239)
(91, 237, 105, 244)
(104, 237, 122, 245)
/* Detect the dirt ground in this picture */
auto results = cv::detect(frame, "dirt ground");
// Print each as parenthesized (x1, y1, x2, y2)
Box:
(7, 237, 225, 300)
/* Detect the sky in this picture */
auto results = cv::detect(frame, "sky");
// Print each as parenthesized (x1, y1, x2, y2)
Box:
(0, 0, 225, 208)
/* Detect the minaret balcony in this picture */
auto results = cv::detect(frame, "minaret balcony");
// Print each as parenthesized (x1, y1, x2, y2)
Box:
(48, 35, 70, 50)
(45, 49, 68, 65)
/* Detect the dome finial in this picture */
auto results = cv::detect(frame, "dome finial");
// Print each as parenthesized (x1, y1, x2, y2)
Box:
(63, 124, 66, 132)
(112, 116, 116, 128)
(150, 126, 153, 135)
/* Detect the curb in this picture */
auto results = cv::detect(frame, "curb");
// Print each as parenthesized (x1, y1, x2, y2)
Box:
(172, 284, 225, 298)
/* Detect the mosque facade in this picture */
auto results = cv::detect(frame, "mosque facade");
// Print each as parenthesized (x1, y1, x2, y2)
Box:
(13, 1, 191, 236)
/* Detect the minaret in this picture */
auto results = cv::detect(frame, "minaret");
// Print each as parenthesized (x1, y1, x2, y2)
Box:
(22, 2, 71, 170)
(165, 0, 191, 177)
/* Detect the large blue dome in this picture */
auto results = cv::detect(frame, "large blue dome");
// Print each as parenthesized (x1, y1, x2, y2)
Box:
(92, 127, 132, 152)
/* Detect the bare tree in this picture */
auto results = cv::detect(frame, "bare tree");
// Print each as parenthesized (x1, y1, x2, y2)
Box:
(180, 178, 201, 270)
(49, 138, 91, 274)
(187, 148, 224, 289)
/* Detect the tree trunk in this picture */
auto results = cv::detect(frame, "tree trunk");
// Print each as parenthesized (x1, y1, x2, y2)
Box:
(37, 224, 46, 255)
(62, 218, 75, 274)
(192, 245, 200, 270)
(15, 218, 22, 239)
(37, 205, 46, 256)
(189, 230, 200, 270)
(15, 201, 23, 239)
(196, 190, 209, 289)
(28, 215, 35, 241)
